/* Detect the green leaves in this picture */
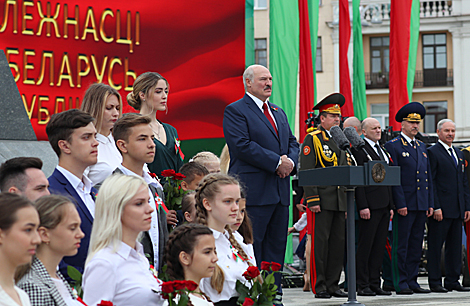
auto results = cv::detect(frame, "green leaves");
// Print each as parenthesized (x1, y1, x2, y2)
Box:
(67, 266, 83, 298)
(236, 265, 281, 305)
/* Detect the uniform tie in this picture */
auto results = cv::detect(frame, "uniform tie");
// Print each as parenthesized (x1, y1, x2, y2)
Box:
(410, 140, 416, 149)
(449, 148, 458, 167)
(375, 144, 385, 161)
(262, 102, 278, 136)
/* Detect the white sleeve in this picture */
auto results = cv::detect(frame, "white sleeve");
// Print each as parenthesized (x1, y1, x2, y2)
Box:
(82, 258, 117, 305)
(293, 213, 307, 231)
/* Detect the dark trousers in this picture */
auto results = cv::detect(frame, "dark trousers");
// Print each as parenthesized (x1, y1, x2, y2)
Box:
(248, 203, 288, 294)
(356, 207, 390, 290)
(427, 217, 463, 288)
(310, 209, 345, 294)
(381, 233, 393, 287)
(392, 211, 427, 291)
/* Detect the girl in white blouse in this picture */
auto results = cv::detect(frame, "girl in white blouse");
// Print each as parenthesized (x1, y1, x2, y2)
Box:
(17, 195, 85, 306)
(83, 174, 163, 306)
(230, 191, 255, 262)
(80, 83, 123, 187)
(195, 174, 256, 306)
(0, 193, 41, 306)
(163, 223, 217, 306)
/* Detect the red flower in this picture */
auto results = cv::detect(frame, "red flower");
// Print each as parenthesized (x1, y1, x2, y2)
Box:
(174, 173, 186, 180)
(161, 169, 176, 177)
(148, 172, 157, 179)
(270, 262, 282, 272)
(260, 261, 271, 271)
(243, 266, 260, 280)
(161, 281, 175, 293)
(185, 280, 198, 291)
(173, 280, 187, 290)
(242, 297, 255, 306)
(97, 301, 113, 306)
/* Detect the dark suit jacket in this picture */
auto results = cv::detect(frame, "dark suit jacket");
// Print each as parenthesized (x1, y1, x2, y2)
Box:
(112, 168, 169, 271)
(384, 135, 434, 211)
(428, 142, 470, 219)
(223, 94, 299, 207)
(48, 169, 97, 278)
(351, 141, 394, 211)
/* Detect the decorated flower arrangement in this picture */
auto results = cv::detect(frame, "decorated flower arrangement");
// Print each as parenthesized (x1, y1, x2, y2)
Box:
(161, 169, 188, 211)
(236, 262, 282, 306)
(160, 280, 199, 306)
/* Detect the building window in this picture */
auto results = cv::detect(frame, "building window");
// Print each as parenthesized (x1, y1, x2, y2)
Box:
(371, 103, 389, 128)
(422, 33, 447, 86)
(316, 37, 322, 72)
(254, 0, 267, 9)
(255, 38, 267, 68)
(370, 36, 389, 74)
(423, 101, 447, 133)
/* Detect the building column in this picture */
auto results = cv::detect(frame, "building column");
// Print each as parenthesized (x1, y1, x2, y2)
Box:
(450, 25, 470, 139)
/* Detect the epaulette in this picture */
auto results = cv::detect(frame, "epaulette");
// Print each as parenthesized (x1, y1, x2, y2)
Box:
(417, 139, 424, 144)
(464, 146, 470, 152)
(309, 130, 321, 136)
(390, 137, 399, 142)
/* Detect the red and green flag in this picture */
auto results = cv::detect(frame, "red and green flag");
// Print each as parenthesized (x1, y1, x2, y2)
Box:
(389, 0, 420, 129)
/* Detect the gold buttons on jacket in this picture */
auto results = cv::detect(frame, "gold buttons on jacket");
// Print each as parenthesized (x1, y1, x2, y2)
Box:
(418, 187, 420, 190)
(417, 179, 420, 182)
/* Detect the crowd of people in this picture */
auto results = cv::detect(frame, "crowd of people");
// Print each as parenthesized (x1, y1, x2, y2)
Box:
(0, 64, 470, 306)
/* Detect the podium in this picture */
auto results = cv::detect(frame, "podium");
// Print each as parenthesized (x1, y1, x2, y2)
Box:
(298, 161, 401, 306)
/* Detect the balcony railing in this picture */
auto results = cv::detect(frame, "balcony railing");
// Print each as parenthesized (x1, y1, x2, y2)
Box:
(365, 69, 453, 89)
(333, 1, 455, 25)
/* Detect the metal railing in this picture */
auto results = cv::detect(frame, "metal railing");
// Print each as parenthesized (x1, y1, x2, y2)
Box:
(365, 69, 453, 89)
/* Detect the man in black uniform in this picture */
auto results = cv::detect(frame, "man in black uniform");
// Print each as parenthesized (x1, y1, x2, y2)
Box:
(299, 93, 348, 299)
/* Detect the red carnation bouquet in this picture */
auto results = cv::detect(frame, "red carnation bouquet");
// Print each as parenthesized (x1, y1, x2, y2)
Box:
(159, 280, 199, 306)
(161, 169, 188, 211)
(236, 262, 282, 306)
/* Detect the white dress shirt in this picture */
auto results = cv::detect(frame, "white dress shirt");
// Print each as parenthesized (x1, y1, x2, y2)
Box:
(438, 139, 458, 161)
(51, 278, 82, 306)
(56, 166, 95, 217)
(199, 229, 255, 303)
(117, 164, 162, 267)
(233, 231, 256, 263)
(0, 285, 31, 306)
(85, 133, 122, 187)
(83, 241, 163, 306)
(364, 137, 389, 164)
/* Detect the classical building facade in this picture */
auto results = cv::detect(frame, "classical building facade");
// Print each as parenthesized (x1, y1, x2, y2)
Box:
(254, 0, 470, 140)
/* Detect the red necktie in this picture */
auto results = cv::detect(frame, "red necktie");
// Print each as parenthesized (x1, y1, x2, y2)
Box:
(262, 102, 278, 136)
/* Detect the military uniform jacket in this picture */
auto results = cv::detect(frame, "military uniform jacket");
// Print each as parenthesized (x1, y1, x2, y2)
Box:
(299, 126, 347, 211)
(384, 135, 434, 211)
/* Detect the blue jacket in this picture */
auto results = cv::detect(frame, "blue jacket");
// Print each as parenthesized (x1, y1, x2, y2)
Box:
(384, 135, 434, 211)
(428, 142, 470, 219)
(48, 169, 97, 278)
(223, 94, 299, 206)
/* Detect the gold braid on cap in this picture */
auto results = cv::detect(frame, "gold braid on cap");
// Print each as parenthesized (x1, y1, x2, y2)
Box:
(403, 113, 421, 122)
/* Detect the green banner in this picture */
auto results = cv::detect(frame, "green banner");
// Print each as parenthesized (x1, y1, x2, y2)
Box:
(407, 0, 420, 101)
(245, 0, 255, 67)
(352, 0, 367, 120)
(308, 0, 320, 104)
(270, 0, 299, 264)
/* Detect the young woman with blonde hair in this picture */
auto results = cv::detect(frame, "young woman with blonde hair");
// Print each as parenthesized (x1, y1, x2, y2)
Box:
(82, 174, 163, 306)
(195, 174, 255, 306)
(127, 72, 183, 179)
(80, 83, 123, 187)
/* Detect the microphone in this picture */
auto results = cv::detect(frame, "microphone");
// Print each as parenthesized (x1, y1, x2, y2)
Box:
(330, 126, 357, 166)
(343, 126, 373, 161)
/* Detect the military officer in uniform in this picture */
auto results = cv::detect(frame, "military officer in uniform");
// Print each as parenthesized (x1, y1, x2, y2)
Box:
(384, 102, 434, 294)
(300, 93, 348, 299)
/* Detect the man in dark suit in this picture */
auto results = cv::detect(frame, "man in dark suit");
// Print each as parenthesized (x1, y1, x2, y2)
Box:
(223, 65, 299, 297)
(46, 109, 99, 278)
(427, 119, 470, 292)
(112, 114, 169, 272)
(351, 118, 394, 296)
(384, 102, 434, 294)
(299, 93, 348, 299)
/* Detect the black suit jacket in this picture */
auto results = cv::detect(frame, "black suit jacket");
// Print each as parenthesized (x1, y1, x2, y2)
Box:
(428, 142, 470, 219)
(351, 141, 394, 211)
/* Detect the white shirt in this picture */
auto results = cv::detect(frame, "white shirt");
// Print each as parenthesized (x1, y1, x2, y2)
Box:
(83, 241, 163, 306)
(293, 213, 307, 232)
(246, 92, 277, 129)
(199, 229, 254, 303)
(163, 293, 214, 306)
(364, 137, 389, 164)
(233, 231, 256, 262)
(85, 133, 122, 187)
(56, 166, 95, 217)
(117, 164, 163, 267)
(51, 278, 82, 306)
(0, 285, 31, 306)
(438, 139, 458, 161)
(401, 132, 415, 147)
